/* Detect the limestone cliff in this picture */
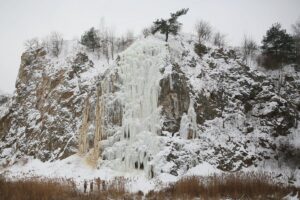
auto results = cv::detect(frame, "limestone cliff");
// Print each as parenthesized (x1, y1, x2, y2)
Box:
(0, 36, 299, 182)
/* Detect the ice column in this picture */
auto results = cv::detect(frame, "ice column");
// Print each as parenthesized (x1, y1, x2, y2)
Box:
(92, 89, 103, 161)
(179, 99, 198, 139)
(78, 98, 90, 154)
(117, 39, 167, 175)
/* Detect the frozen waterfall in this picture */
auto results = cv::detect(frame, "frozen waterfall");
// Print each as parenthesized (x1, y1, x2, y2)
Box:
(116, 38, 168, 177)
(78, 38, 169, 177)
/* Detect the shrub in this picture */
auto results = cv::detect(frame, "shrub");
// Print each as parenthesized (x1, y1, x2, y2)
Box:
(147, 172, 299, 199)
(194, 43, 208, 57)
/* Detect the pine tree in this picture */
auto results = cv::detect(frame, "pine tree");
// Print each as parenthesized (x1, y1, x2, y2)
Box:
(152, 8, 189, 42)
(261, 23, 295, 68)
(80, 27, 100, 52)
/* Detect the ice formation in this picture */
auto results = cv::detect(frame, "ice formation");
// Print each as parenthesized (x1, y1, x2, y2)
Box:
(179, 99, 197, 139)
(115, 38, 168, 177)
(78, 98, 90, 155)
(78, 38, 168, 177)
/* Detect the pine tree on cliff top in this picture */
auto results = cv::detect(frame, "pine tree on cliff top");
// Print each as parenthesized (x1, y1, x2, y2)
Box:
(152, 8, 189, 42)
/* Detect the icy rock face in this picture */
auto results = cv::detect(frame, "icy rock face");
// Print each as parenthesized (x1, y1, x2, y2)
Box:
(77, 68, 123, 165)
(0, 35, 299, 179)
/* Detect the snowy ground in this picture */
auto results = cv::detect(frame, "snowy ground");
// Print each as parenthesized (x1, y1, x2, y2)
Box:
(1, 155, 299, 200)
(0, 154, 221, 194)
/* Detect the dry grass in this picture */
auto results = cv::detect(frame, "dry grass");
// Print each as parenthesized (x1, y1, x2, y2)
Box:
(0, 177, 77, 200)
(147, 172, 299, 200)
(0, 176, 130, 200)
(0, 172, 299, 200)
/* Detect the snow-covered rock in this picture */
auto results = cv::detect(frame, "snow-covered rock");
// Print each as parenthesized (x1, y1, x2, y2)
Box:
(0, 34, 299, 187)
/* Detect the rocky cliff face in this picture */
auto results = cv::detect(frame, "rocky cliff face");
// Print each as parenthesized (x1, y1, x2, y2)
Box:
(0, 92, 11, 139)
(0, 43, 102, 163)
(0, 35, 299, 181)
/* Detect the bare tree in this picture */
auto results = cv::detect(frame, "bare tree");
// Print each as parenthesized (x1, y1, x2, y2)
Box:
(43, 32, 64, 57)
(101, 30, 110, 64)
(242, 35, 257, 66)
(115, 30, 135, 53)
(24, 38, 40, 51)
(195, 20, 212, 43)
(116, 36, 126, 52)
(108, 28, 116, 60)
(49, 32, 64, 57)
(142, 27, 152, 38)
(125, 30, 135, 46)
(292, 18, 300, 36)
(213, 32, 226, 48)
(97, 18, 114, 61)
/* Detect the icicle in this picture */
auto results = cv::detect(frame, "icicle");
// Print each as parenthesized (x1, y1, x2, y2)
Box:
(78, 97, 90, 154)
(179, 99, 197, 139)
(169, 74, 173, 90)
(92, 88, 103, 161)
(124, 130, 127, 138)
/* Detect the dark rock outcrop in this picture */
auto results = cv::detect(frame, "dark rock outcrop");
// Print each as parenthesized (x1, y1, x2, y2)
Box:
(159, 64, 190, 133)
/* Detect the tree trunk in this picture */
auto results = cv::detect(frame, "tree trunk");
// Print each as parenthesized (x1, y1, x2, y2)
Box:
(111, 41, 114, 60)
(165, 31, 169, 42)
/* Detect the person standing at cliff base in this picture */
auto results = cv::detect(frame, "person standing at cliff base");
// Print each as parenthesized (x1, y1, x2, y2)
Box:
(83, 180, 87, 193)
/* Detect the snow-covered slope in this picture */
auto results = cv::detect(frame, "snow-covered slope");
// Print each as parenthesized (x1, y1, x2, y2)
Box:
(0, 34, 299, 189)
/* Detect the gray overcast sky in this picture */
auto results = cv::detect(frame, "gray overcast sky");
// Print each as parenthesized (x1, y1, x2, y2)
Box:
(0, 0, 299, 93)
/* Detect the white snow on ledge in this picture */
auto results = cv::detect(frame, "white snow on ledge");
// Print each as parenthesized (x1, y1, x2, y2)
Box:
(0, 156, 223, 194)
(185, 162, 221, 176)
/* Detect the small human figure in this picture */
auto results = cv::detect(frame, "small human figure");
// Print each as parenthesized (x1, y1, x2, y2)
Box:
(84, 180, 87, 193)
(102, 180, 106, 191)
(96, 177, 101, 191)
(90, 180, 94, 192)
